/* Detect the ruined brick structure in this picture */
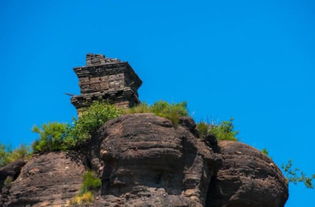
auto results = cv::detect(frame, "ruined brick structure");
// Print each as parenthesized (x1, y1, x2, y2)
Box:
(71, 54, 142, 111)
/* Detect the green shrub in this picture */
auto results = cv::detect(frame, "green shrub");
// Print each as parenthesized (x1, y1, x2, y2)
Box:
(261, 148, 269, 156)
(71, 102, 122, 142)
(197, 119, 238, 141)
(0, 144, 31, 167)
(6, 145, 31, 163)
(32, 122, 70, 153)
(126, 103, 151, 114)
(151, 101, 188, 125)
(0, 144, 10, 167)
(31, 101, 187, 154)
(80, 171, 102, 194)
(70, 170, 101, 205)
(32, 102, 122, 153)
(196, 122, 210, 138)
(282, 160, 315, 189)
(125, 101, 188, 125)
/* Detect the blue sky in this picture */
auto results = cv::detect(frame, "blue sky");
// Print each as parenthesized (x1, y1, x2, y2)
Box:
(1, 0, 314, 205)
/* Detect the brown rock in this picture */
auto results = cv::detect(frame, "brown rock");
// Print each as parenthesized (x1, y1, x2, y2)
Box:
(0, 114, 289, 207)
(90, 113, 221, 207)
(0, 160, 26, 187)
(206, 140, 288, 207)
(3, 152, 85, 207)
(0, 160, 27, 205)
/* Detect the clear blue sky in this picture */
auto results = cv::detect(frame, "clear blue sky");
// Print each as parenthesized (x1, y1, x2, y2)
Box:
(1, 0, 314, 206)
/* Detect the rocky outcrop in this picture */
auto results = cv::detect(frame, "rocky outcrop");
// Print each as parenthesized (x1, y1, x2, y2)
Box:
(0, 114, 289, 206)
(1, 152, 85, 207)
(206, 141, 288, 207)
(0, 160, 26, 187)
(89, 113, 221, 206)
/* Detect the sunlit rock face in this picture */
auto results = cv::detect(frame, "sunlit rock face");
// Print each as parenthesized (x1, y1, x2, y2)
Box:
(206, 141, 288, 207)
(1, 152, 85, 207)
(90, 113, 221, 206)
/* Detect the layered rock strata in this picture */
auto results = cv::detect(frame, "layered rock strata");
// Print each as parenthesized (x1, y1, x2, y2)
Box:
(0, 114, 288, 207)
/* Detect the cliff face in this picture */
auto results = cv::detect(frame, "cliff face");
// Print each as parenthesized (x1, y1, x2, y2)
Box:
(0, 114, 288, 207)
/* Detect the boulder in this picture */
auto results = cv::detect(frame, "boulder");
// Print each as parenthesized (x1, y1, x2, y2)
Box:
(3, 152, 85, 207)
(90, 113, 221, 207)
(206, 141, 288, 207)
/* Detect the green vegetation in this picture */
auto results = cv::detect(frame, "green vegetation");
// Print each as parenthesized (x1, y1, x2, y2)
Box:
(70, 191, 94, 205)
(4, 176, 13, 187)
(196, 118, 238, 141)
(125, 101, 188, 125)
(2, 101, 189, 166)
(282, 160, 315, 189)
(261, 148, 269, 156)
(70, 170, 101, 205)
(32, 122, 71, 153)
(259, 149, 313, 189)
(0, 144, 31, 167)
(32, 102, 122, 153)
(71, 102, 123, 141)
(80, 171, 102, 194)
(0, 144, 10, 167)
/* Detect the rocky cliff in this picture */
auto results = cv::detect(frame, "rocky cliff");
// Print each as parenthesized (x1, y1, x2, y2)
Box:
(0, 113, 288, 207)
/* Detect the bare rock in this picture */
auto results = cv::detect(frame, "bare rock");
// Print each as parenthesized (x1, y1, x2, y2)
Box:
(0, 160, 27, 205)
(206, 141, 288, 207)
(91, 113, 221, 207)
(3, 152, 85, 207)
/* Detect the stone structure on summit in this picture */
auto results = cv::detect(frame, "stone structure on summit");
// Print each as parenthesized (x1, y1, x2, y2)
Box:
(0, 54, 289, 207)
(71, 54, 142, 111)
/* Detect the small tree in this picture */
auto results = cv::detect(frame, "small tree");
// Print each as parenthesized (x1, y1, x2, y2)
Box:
(0, 144, 31, 167)
(32, 122, 70, 153)
(282, 160, 315, 189)
(70, 102, 123, 142)
(32, 102, 122, 153)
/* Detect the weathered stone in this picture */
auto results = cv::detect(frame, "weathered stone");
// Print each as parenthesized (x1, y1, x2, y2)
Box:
(206, 141, 288, 207)
(71, 54, 142, 110)
(2, 152, 85, 207)
(90, 113, 221, 207)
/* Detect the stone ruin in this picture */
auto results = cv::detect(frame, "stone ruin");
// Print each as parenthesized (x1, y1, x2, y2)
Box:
(71, 54, 142, 112)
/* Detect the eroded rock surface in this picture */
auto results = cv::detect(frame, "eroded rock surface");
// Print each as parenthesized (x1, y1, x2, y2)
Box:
(2, 152, 85, 207)
(90, 113, 221, 207)
(0, 160, 26, 187)
(206, 141, 288, 207)
(0, 114, 289, 207)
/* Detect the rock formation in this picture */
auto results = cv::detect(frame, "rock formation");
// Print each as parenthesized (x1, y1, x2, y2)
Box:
(207, 141, 288, 207)
(1, 152, 85, 207)
(0, 114, 288, 207)
(0, 54, 288, 206)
